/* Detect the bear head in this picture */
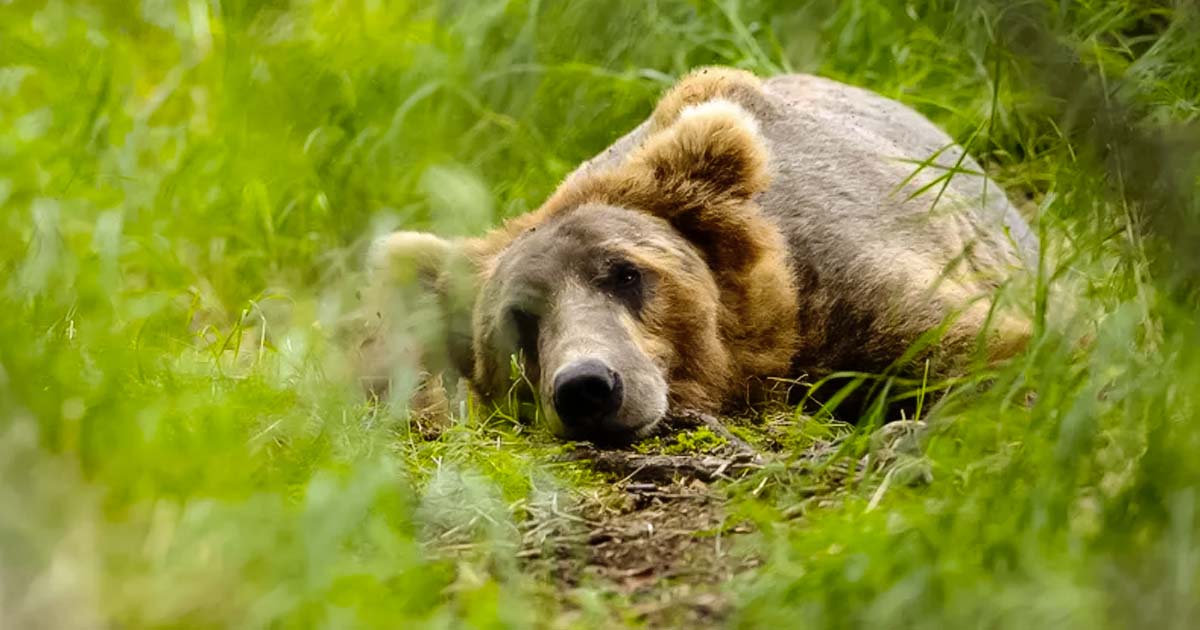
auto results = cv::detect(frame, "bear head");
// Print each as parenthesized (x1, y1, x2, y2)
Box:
(366, 99, 799, 444)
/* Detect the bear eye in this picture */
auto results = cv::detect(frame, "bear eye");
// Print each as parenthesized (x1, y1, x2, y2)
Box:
(605, 261, 646, 314)
(509, 308, 541, 364)
(612, 262, 641, 289)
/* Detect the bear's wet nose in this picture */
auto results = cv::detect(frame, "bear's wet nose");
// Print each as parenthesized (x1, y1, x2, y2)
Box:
(553, 359, 624, 429)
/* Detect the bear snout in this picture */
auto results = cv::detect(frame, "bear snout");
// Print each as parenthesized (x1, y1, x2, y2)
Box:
(552, 359, 625, 431)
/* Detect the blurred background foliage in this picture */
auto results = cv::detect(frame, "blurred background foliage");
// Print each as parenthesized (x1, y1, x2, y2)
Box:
(1, 0, 1199, 628)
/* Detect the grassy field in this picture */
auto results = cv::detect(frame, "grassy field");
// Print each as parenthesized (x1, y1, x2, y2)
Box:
(3, 1, 1200, 628)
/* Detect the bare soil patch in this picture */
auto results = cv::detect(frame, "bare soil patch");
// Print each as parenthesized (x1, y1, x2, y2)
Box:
(513, 412, 855, 626)
(514, 414, 930, 627)
(520, 463, 754, 626)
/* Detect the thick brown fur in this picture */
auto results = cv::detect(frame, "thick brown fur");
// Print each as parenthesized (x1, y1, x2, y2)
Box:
(463, 100, 798, 413)
(362, 66, 1036, 430)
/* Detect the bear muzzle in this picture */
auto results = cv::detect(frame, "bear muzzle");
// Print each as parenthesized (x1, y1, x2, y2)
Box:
(552, 358, 625, 433)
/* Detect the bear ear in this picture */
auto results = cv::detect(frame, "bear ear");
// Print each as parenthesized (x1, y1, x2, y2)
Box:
(364, 231, 478, 382)
(576, 98, 773, 273)
(649, 66, 766, 133)
(627, 98, 771, 205)
(368, 231, 457, 288)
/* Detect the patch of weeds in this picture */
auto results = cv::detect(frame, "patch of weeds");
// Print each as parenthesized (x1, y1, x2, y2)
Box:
(5, 1, 1200, 628)
(721, 408, 853, 455)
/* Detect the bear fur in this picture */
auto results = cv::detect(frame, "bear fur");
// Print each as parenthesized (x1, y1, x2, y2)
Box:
(362, 67, 1036, 441)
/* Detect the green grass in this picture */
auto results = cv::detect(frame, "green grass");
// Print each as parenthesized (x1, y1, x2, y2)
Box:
(2, 1, 1199, 628)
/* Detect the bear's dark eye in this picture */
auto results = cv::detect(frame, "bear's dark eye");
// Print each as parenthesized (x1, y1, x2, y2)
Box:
(606, 261, 645, 314)
(612, 262, 641, 289)
(510, 308, 540, 366)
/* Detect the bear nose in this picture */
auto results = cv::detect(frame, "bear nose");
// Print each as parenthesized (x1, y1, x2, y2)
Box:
(552, 359, 624, 429)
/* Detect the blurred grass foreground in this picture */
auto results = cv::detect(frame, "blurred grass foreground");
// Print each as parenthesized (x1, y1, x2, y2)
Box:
(2, 1, 1200, 628)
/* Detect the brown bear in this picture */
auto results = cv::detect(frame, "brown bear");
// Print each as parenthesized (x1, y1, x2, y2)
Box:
(362, 67, 1036, 443)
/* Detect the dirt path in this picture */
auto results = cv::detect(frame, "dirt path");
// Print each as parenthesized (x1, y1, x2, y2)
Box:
(519, 450, 757, 626)
(419, 405, 925, 627)
(513, 411, 906, 627)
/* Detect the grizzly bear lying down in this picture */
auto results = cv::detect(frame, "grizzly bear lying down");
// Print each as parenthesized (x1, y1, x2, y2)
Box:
(364, 67, 1036, 443)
